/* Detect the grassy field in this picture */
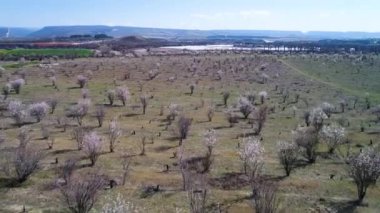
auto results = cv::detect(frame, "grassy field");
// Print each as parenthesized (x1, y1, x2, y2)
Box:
(0, 53, 379, 212)
(0, 48, 93, 58)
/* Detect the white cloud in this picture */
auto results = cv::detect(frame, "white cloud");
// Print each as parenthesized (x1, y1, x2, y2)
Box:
(191, 10, 271, 21)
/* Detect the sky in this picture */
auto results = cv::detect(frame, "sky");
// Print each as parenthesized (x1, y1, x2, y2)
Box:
(0, 0, 378, 32)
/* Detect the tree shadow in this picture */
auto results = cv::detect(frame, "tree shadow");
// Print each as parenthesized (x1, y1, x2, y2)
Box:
(124, 113, 140, 117)
(324, 199, 359, 213)
(209, 172, 249, 190)
(154, 145, 177, 152)
(0, 177, 21, 188)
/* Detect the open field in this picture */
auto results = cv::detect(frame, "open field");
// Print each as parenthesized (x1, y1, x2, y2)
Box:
(0, 52, 379, 213)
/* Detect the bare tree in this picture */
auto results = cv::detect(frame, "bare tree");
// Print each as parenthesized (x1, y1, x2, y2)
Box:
(187, 173, 208, 213)
(294, 127, 319, 164)
(222, 91, 230, 107)
(276, 141, 299, 176)
(48, 98, 58, 114)
(108, 120, 122, 153)
(203, 129, 217, 155)
(106, 90, 115, 106)
(177, 116, 192, 146)
(252, 181, 279, 213)
(60, 159, 77, 184)
(13, 146, 43, 183)
(60, 173, 106, 213)
(206, 106, 214, 122)
(83, 132, 102, 166)
(72, 127, 86, 150)
(225, 108, 238, 128)
(140, 95, 148, 115)
(121, 154, 131, 186)
(94, 106, 106, 127)
(253, 106, 268, 135)
(66, 99, 91, 126)
(189, 84, 195, 95)
(347, 148, 380, 204)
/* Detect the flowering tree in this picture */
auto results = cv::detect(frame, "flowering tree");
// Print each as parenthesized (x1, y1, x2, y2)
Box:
(168, 103, 181, 121)
(308, 107, 328, 131)
(321, 102, 334, 118)
(66, 99, 91, 126)
(206, 105, 214, 122)
(76, 75, 88, 88)
(276, 141, 299, 176)
(102, 194, 140, 213)
(239, 137, 264, 185)
(10, 79, 25, 94)
(225, 108, 238, 128)
(116, 86, 130, 106)
(253, 106, 268, 135)
(347, 148, 380, 204)
(203, 129, 217, 155)
(13, 146, 43, 183)
(319, 124, 345, 154)
(108, 119, 122, 153)
(258, 91, 268, 104)
(238, 96, 254, 119)
(8, 100, 27, 127)
(28, 102, 49, 122)
(83, 131, 102, 166)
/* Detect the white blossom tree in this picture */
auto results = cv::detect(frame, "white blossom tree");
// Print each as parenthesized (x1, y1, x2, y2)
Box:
(83, 131, 102, 166)
(203, 129, 217, 155)
(108, 119, 122, 153)
(239, 137, 264, 185)
(238, 96, 254, 119)
(347, 148, 380, 204)
(8, 100, 27, 127)
(116, 86, 130, 106)
(319, 124, 345, 154)
(28, 102, 49, 122)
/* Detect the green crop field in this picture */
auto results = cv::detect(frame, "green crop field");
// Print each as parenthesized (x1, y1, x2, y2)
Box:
(0, 48, 93, 58)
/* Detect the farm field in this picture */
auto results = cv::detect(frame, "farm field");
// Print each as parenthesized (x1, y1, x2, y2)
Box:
(0, 52, 379, 213)
(0, 48, 93, 59)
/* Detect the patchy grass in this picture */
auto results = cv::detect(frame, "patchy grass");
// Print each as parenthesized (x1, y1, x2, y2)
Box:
(0, 53, 379, 212)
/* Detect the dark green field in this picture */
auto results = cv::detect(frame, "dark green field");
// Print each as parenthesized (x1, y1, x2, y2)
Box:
(0, 48, 93, 58)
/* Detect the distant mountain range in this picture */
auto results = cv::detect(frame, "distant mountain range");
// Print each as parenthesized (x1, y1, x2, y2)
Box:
(2, 25, 380, 40)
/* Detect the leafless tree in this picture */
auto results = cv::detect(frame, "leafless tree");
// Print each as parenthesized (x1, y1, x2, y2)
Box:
(140, 95, 148, 115)
(253, 106, 268, 135)
(17, 126, 31, 148)
(66, 99, 91, 126)
(206, 106, 214, 122)
(222, 91, 230, 107)
(187, 173, 208, 213)
(189, 84, 195, 95)
(60, 159, 77, 184)
(60, 173, 106, 213)
(252, 181, 279, 213)
(140, 136, 147, 155)
(276, 141, 299, 176)
(72, 127, 86, 150)
(121, 153, 131, 186)
(48, 98, 58, 114)
(225, 108, 238, 128)
(94, 106, 106, 127)
(13, 146, 43, 183)
(294, 127, 319, 164)
(177, 116, 192, 146)
(107, 90, 115, 106)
